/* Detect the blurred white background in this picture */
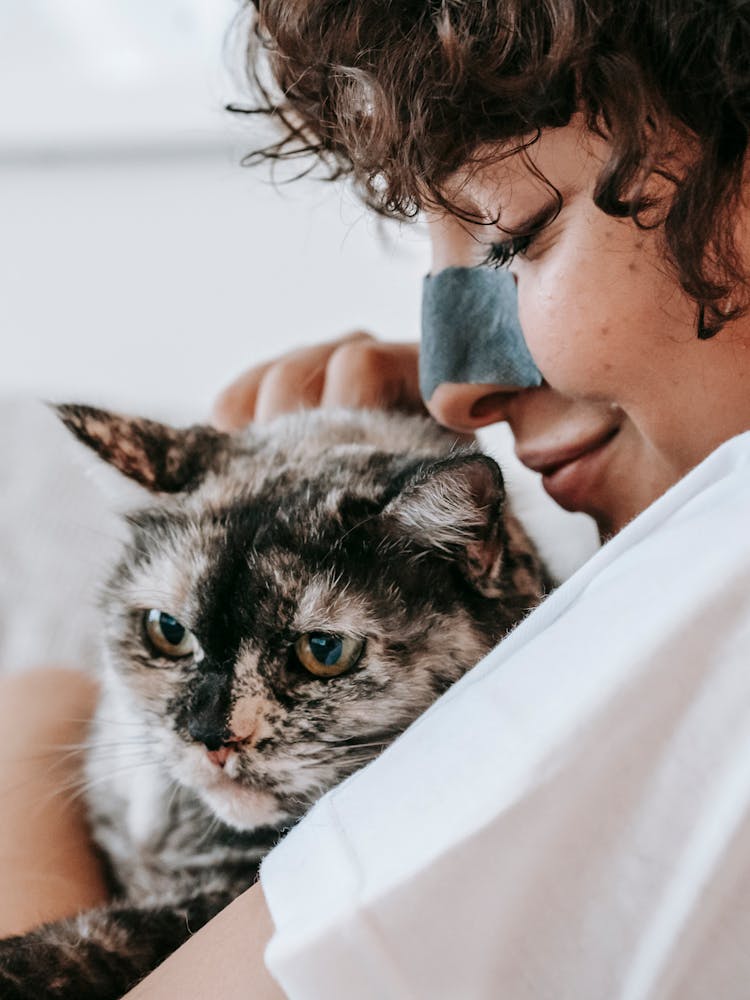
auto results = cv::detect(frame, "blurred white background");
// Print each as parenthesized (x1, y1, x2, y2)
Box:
(0, 0, 430, 416)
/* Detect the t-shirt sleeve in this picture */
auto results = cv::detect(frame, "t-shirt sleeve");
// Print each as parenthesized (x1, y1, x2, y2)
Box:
(260, 437, 750, 1000)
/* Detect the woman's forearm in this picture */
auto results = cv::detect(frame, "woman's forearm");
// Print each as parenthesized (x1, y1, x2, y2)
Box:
(124, 881, 285, 999)
(0, 667, 110, 936)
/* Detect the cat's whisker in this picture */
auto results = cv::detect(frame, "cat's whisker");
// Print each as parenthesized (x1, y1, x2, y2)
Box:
(47, 757, 156, 792)
(194, 813, 223, 849)
(31, 755, 166, 816)
(327, 739, 391, 750)
(316, 734, 399, 749)
(165, 777, 183, 817)
(44, 737, 159, 753)
(39, 739, 162, 774)
(61, 715, 154, 729)
(66, 756, 167, 799)
(49, 748, 162, 778)
(299, 751, 386, 770)
(295, 744, 389, 763)
(335, 510, 380, 546)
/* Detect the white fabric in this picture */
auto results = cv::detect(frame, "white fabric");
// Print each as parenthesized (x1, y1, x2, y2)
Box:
(261, 432, 750, 1000)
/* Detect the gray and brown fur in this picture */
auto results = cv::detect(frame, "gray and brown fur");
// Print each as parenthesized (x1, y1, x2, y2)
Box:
(0, 405, 550, 998)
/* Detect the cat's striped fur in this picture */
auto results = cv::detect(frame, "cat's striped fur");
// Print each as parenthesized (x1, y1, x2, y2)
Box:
(0, 406, 549, 998)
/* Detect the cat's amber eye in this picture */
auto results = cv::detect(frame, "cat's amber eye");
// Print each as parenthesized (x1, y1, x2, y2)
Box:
(294, 632, 364, 678)
(144, 610, 199, 659)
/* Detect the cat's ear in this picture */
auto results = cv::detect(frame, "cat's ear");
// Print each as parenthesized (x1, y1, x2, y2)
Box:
(381, 453, 507, 597)
(54, 403, 229, 495)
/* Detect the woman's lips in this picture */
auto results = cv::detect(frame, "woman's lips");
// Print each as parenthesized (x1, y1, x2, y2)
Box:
(516, 425, 621, 511)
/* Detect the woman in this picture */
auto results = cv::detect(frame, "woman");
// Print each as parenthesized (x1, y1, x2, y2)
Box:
(3, 1, 750, 996)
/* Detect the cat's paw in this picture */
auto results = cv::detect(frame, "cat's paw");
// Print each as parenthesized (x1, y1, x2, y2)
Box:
(0, 933, 57, 1000)
(0, 929, 113, 1000)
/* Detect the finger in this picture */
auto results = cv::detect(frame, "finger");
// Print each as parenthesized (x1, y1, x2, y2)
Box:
(253, 354, 329, 423)
(253, 331, 375, 423)
(321, 339, 425, 413)
(211, 331, 373, 430)
(211, 359, 275, 431)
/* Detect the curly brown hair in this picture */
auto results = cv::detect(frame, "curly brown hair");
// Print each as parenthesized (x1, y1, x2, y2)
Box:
(233, 0, 750, 337)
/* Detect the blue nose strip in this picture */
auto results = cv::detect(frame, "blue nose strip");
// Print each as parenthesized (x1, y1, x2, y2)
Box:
(419, 266, 543, 402)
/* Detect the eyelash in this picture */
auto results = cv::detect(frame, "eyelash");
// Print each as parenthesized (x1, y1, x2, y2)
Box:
(481, 233, 534, 269)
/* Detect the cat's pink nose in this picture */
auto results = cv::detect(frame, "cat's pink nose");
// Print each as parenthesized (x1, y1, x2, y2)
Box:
(206, 727, 258, 767)
(207, 746, 232, 768)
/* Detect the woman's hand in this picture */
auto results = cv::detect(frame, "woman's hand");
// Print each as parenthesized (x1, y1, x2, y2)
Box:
(212, 331, 423, 430)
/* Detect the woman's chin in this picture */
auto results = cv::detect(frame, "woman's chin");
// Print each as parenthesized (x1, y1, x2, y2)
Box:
(536, 424, 672, 539)
(539, 428, 620, 515)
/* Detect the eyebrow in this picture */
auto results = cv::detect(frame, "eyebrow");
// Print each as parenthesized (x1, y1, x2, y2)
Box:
(449, 187, 564, 241)
(491, 196, 563, 236)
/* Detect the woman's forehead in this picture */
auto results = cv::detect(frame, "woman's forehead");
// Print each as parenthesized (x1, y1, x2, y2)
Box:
(440, 122, 596, 221)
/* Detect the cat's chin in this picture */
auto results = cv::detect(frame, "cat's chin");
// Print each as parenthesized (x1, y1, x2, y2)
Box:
(196, 782, 286, 832)
(172, 750, 287, 831)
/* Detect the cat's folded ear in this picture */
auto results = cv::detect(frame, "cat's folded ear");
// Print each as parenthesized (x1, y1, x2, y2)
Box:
(53, 403, 230, 496)
(381, 453, 507, 597)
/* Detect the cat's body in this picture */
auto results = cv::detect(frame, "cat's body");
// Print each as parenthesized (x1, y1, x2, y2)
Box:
(0, 406, 550, 999)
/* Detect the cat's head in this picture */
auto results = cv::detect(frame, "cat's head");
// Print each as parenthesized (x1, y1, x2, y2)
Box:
(58, 404, 546, 831)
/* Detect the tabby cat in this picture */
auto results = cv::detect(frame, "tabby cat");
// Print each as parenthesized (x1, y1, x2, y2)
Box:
(0, 404, 549, 998)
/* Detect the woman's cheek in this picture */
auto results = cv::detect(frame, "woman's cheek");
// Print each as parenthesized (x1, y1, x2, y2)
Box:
(516, 228, 655, 404)
(517, 264, 610, 398)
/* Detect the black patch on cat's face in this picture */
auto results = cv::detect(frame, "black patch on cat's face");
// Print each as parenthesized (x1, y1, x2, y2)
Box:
(97, 409, 549, 831)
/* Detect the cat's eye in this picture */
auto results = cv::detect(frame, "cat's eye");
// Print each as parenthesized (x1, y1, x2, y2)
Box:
(294, 632, 364, 678)
(144, 610, 198, 658)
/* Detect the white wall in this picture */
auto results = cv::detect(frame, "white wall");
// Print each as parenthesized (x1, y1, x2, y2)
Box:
(0, 154, 430, 417)
(0, 0, 430, 416)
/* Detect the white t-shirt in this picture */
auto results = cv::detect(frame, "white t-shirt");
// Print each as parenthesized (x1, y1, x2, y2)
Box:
(261, 432, 750, 1000)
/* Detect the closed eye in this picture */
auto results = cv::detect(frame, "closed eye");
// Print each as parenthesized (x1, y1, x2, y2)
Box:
(480, 197, 561, 269)
(481, 233, 534, 269)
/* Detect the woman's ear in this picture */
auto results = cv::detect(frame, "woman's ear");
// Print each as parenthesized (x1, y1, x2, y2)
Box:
(381, 453, 507, 597)
(54, 403, 230, 495)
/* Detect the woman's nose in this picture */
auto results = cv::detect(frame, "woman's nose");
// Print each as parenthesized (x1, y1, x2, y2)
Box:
(425, 382, 517, 433)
